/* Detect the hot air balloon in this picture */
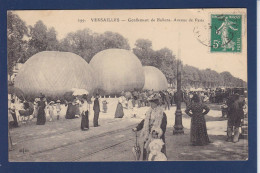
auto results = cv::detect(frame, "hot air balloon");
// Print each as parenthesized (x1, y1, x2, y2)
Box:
(90, 49, 145, 95)
(14, 51, 96, 99)
(143, 66, 168, 91)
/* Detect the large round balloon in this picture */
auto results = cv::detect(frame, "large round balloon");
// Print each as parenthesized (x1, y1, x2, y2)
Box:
(143, 66, 168, 91)
(14, 51, 96, 98)
(90, 49, 145, 94)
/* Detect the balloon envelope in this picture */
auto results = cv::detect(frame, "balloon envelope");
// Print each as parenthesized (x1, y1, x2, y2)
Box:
(143, 66, 168, 91)
(90, 49, 145, 94)
(14, 51, 96, 99)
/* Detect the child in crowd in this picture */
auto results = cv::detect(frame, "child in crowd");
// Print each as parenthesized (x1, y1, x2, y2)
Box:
(75, 98, 81, 118)
(56, 100, 61, 120)
(148, 128, 167, 161)
(128, 98, 136, 118)
(102, 100, 108, 113)
(48, 101, 55, 121)
(32, 98, 39, 118)
(221, 99, 228, 118)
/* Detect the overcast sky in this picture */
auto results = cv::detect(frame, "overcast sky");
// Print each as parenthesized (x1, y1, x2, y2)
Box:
(14, 9, 247, 81)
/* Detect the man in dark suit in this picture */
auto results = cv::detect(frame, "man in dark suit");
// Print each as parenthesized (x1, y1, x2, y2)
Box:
(93, 94, 100, 127)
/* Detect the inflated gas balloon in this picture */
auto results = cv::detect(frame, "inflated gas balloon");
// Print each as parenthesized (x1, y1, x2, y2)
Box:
(143, 66, 168, 91)
(90, 49, 145, 94)
(14, 51, 96, 98)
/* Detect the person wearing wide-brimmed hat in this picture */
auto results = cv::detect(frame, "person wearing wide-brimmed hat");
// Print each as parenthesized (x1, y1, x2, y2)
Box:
(36, 94, 46, 125)
(132, 93, 167, 161)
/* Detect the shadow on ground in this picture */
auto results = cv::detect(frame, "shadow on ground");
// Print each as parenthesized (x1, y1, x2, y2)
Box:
(165, 127, 248, 161)
(204, 115, 227, 122)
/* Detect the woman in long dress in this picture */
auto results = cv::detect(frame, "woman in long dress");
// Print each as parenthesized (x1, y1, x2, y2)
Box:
(9, 99, 19, 128)
(132, 93, 167, 160)
(80, 95, 90, 131)
(115, 96, 124, 118)
(185, 94, 210, 146)
(36, 96, 46, 125)
(65, 98, 78, 119)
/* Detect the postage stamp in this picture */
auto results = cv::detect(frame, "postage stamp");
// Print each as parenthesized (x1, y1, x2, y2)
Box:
(210, 14, 242, 52)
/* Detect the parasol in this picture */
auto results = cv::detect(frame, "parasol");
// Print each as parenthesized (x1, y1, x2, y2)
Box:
(132, 131, 141, 161)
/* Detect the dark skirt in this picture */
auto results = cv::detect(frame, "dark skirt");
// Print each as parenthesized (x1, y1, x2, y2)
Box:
(81, 110, 89, 130)
(190, 115, 210, 145)
(36, 108, 46, 125)
(19, 109, 31, 117)
(228, 116, 241, 128)
(65, 103, 77, 119)
(75, 105, 80, 116)
(9, 112, 18, 128)
(115, 103, 124, 118)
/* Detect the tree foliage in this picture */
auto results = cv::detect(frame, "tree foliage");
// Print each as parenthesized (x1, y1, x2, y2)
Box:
(60, 29, 130, 63)
(133, 39, 157, 66)
(28, 21, 60, 58)
(155, 48, 176, 84)
(7, 11, 29, 75)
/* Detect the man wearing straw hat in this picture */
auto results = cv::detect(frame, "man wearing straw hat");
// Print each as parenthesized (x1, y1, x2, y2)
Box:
(132, 93, 167, 161)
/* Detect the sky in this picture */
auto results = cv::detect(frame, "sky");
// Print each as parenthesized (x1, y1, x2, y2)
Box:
(14, 9, 247, 81)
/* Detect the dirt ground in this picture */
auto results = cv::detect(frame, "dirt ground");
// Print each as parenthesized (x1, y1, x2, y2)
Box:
(9, 99, 248, 162)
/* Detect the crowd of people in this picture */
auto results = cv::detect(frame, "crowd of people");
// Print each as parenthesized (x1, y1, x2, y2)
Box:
(8, 87, 248, 161)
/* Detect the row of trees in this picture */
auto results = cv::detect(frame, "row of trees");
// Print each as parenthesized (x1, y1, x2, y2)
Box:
(7, 11, 247, 88)
(182, 66, 246, 88)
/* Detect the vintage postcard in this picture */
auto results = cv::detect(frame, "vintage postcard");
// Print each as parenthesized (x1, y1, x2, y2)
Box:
(7, 9, 248, 162)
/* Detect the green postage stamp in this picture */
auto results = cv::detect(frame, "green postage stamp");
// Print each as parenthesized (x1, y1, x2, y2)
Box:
(210, 14, 242, 52)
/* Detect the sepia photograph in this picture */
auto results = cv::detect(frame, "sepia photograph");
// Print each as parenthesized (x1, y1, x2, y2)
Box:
(7, 9, 248, 162)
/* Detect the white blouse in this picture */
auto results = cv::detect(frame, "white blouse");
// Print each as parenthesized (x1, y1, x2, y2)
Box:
(80, 101, 90, 113)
